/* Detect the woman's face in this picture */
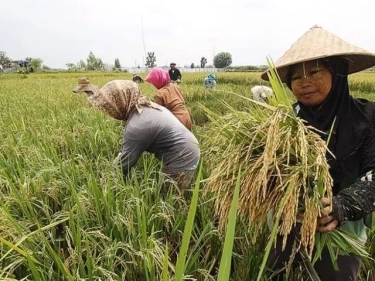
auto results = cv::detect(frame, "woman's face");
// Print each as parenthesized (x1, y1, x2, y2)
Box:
(290, 60, 332, 106)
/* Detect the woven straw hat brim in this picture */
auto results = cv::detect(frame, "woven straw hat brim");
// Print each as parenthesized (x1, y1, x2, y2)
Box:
(72, 84, 98, 93)
(261, 26, 375, 82)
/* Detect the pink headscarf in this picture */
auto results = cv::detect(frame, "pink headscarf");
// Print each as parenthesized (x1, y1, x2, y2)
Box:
(145, 68, 171, 89)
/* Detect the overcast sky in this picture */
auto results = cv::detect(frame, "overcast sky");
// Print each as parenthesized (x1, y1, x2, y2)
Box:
(1, 0, 374, 69)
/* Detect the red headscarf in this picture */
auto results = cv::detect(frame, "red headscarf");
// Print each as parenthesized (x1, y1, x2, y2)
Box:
(145, 68, 171, 89)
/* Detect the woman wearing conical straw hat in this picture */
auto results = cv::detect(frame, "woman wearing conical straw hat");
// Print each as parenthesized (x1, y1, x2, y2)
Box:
(73, 79, 200, 192)
(261, 25, 375, 280)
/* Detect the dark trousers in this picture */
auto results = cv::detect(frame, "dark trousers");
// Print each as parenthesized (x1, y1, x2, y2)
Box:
(267, 230, 361, 281)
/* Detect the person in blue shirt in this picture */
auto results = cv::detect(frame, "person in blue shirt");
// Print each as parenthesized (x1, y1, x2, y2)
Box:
(203, 73, 216, 89)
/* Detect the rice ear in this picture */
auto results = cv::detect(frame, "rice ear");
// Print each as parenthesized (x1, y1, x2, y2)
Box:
(203, 102, 331, 253)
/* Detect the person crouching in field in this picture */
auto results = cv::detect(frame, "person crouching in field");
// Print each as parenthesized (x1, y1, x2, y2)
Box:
(72, 77, 98, 97)
(132, 73, 144, 83)
(72, 79, 200, 193)
(203, 73, 217, 89)
(250, 85, 273, 103)
(145, 68, 192, 131)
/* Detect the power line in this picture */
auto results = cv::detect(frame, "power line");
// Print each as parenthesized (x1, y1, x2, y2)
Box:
(141, 15, 147, 65)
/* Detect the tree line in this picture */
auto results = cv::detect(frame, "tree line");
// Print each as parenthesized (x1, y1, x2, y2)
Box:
(1, 50, 266, 72)
(0, 51, 44, 72)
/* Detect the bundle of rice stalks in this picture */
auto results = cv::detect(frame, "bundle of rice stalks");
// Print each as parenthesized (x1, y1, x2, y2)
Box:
(201, 59, 368, 278)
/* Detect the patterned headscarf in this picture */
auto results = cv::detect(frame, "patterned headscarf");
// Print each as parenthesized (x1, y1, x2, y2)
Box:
(88, 80, 158, 120)
(145, 68, 171, 89)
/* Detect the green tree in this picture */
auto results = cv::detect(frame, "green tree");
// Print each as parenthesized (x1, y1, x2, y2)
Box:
(66, 63, 77, 71)
(213, 52, 232, 68)
(25, 57, 33, 63)
(77, 60, 86, 70)
(98, 59, 104, 70)
(258, 65, 268, 71)
(200, 57, 207, 68)
(145, 52, 156, 68)
(190, 63, 195, 69)
(29, 58, 43, 70)
(86, 51, 104, 70)
(114, 58, 121, 69)
(0, 51, 11, 68)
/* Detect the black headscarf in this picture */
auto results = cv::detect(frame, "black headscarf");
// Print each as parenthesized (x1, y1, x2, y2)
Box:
(287, 57, 375, 186)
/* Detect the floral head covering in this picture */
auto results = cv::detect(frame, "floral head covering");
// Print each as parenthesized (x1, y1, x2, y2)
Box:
(88, 80, 158, 120)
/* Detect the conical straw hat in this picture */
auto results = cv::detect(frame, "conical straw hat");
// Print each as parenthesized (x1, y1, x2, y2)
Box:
(261, 25, 375, 82)
(72, 77, 98, 94)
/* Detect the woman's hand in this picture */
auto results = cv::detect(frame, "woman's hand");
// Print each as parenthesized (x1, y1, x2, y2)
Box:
(316, 197, 339, 233)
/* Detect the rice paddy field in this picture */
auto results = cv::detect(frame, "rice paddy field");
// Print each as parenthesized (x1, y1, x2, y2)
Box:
(0, 71, 375, 280)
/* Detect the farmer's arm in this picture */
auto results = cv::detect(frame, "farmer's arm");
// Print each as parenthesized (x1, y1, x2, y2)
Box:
(154, 91, 165, 106)
(120, 124, 153, 178)
(331, 177, 375, 223)
(317, 175, 375, 232)
(330, 129, 375, 223)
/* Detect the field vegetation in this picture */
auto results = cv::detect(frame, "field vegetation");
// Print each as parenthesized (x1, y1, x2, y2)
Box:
(0, 71, 374, 280)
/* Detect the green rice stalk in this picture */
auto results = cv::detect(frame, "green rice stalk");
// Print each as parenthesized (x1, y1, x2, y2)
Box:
(174, 159, 203, 281)
(162, 242, 170, 281)
(217, 167, 241, 281)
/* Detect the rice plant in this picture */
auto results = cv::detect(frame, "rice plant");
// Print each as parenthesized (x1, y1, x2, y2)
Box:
(0, 71, 374, 280)
(201, 60, 371, 279)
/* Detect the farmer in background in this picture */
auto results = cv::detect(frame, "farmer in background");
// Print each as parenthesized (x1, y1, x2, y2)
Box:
(250, 85, 273, 103)
(76, 79, 200, 192)
(72, 77, 98, 97)
(145, 68, 192, 131)
(168, 62, 182, 83)
(132, 73, 144, 83)
(203, 73, 217, 89)
(261, 25, 375, 280)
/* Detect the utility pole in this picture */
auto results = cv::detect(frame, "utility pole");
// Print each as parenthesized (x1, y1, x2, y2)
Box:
(213, 46, 215, 65)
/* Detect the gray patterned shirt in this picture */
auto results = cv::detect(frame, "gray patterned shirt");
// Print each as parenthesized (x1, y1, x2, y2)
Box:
(119, 106, 200, 176)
